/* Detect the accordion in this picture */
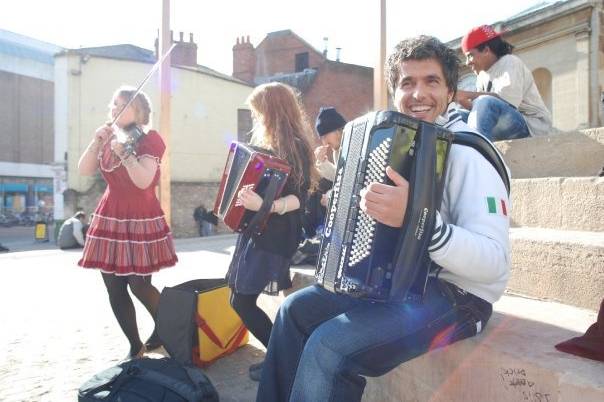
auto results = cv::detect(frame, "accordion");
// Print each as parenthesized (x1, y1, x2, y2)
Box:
(315, 111, 453, 302)
(213, 142, 291, 234)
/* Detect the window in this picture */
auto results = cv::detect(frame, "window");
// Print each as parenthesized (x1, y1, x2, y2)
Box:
(295, 52, 309, 72)
(532, 68, 552, 113)
(237, 109, 253, 143)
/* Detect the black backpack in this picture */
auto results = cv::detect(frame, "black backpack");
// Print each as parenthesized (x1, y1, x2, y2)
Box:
(78, 357, 219, 402)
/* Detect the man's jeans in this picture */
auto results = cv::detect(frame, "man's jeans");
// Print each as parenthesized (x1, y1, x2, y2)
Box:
(256, 279, 492, 402)
(460, 95, 530, 141)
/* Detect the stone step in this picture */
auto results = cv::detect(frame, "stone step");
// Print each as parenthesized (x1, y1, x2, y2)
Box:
(510, 177, 604, 231)
(494, 128, 604, 178)
(258, 269, 602, 402)
(261, 228, 604, 313)
(510, 227, 604, 311)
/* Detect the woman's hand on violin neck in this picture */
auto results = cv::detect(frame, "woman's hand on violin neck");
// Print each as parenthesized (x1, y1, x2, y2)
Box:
(110, 139, 128, 160)
(237, 187, 263, 211)
(95, 124, 113, 144)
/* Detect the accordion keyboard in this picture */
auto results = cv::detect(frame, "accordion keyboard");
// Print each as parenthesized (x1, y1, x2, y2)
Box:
(349, 137, 392, 267)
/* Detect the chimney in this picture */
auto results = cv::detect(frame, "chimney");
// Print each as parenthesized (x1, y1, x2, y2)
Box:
(335, 47, 341, 62)
(232, 35, 256, 83)
(154, 30, 198, 67)
(323, 37, 329, 57)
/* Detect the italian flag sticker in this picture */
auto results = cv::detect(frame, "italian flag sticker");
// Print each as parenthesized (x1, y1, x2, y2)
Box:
(487, 196, 507, 216)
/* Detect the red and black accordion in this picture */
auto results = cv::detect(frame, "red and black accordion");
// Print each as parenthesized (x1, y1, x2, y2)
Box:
(315, 111, 453, 302)
(213, 142, 291, 234)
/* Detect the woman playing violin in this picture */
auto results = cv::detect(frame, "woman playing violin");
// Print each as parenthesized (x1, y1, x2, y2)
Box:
(77, 86, 177, 360)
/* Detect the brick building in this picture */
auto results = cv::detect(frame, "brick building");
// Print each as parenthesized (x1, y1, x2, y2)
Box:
(232, 30, 373, 132)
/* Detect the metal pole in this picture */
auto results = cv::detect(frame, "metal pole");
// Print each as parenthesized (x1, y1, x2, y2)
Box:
(589, 2, 601, 127)
(374, 0, 388, 110)
(159, 0, 172, 225)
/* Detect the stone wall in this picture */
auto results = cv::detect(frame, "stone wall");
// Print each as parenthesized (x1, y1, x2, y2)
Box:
(169, 181, 224, 238)
(63, 180, 226, 238)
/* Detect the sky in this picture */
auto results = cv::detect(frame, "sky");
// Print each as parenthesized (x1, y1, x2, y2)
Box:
(0, 0, 551, 75)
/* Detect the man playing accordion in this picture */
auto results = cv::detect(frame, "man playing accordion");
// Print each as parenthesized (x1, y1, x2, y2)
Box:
(256, 35, 511, 402)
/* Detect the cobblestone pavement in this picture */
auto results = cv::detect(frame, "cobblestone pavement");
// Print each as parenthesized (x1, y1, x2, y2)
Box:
(0, 235, 264, 402)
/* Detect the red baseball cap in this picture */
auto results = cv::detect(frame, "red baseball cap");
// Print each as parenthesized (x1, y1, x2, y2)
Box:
(461, 25, 502, 53)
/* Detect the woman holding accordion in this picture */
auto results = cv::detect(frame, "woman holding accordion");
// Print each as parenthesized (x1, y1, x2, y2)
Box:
(227, 82, 319, 380)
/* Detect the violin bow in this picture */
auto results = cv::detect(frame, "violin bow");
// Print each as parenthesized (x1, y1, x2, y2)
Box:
(110, 43, 177, 127)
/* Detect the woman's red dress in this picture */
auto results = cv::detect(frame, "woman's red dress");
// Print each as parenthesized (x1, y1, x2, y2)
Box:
(78, 130, 178, 275)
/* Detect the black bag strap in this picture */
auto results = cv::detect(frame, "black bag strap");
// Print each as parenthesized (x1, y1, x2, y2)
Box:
(243, 173, 283, 236)
(452, 131, 510, 195)
(127, 361, 203, 401)
(184, 366, 219, 402)
(79, 367, 126, 400)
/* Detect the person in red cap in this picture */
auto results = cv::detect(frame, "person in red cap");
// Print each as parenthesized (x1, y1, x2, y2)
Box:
(454, 25, 552, 141)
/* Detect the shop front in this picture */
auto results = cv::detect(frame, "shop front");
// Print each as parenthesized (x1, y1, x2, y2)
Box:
(0, 179, 54, 225)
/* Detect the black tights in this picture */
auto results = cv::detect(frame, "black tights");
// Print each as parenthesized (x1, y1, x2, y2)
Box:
(101, 273, 160, 356)
(229, 292, 272, 348)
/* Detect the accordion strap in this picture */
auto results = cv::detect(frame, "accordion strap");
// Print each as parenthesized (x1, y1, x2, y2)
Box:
(243, 174, 282, 236)
(453, 132, 510, 195)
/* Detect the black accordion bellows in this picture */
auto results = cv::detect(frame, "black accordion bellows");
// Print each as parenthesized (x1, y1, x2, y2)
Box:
(316, 111, 454, 302)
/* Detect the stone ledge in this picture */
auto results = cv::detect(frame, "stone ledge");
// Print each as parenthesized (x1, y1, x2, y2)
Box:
(494, 130, 604, 178)
(510, 177, 604, 231)
(510, 227, 604, 310)
(259, 269, 602, 402)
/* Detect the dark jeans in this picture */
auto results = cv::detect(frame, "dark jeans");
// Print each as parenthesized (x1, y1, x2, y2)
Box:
(459, 95, 530, 141)
(256, 279, 492, 402)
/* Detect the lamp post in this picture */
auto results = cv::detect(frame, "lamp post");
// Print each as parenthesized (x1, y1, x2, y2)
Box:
(159, 0, 172, 225)
(373, 0, 388, 110)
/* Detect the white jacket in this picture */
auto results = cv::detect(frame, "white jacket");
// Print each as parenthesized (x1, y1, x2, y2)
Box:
(428, 116, 511, 303)
(316, 148, 339, 182)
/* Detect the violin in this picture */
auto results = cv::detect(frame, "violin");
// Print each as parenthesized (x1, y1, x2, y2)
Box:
(114, 123, 145, 157)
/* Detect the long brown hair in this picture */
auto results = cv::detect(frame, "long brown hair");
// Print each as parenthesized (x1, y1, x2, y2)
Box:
(247, 82, 319, 192)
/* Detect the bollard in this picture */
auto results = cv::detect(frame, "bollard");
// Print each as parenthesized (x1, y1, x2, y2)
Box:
(34, 221, 49, 242)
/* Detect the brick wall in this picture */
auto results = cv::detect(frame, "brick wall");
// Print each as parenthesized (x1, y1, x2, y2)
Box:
(233, 37, 256, 83)
(232, 30, 373, 135)
(303, 61, 373, 126)
(243, 31, 325, 78)
(169, 181, 224, 237)
(154, 32, 198, 68)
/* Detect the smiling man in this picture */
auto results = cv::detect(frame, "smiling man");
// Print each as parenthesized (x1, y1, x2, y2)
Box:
(454, 24, 552, 141)
(255, 36, 511, 402)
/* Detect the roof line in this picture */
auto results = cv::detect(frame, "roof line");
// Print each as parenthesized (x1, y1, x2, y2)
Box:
(258, 29, 325, 60)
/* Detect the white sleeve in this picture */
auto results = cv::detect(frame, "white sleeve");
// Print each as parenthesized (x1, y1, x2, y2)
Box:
(316, 159, 336, 182)
(428, 145, 510, 283)
(72, 219, 85, 246)
(490, 56, 525, 108)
